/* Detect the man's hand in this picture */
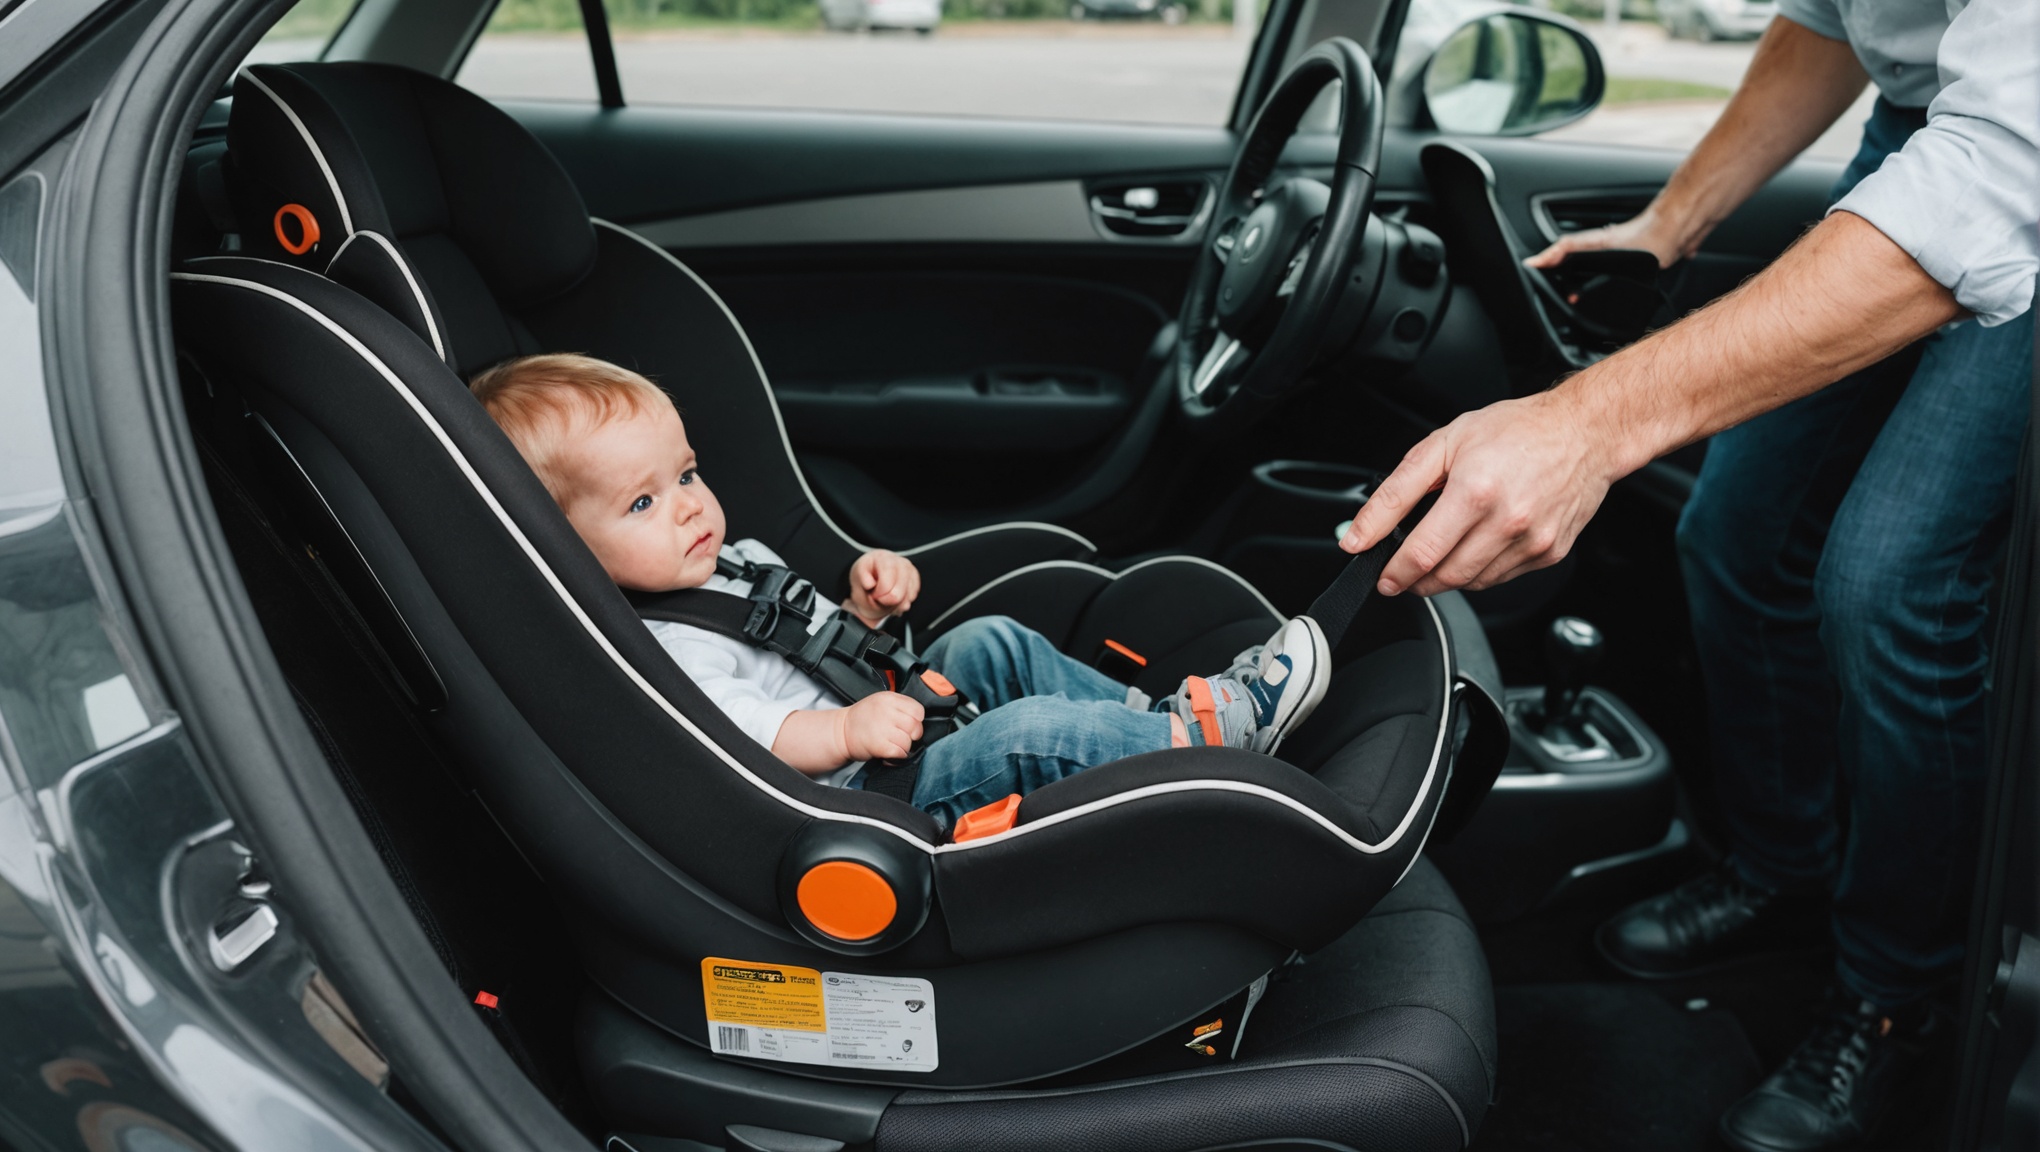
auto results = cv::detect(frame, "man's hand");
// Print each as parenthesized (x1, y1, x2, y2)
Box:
(1527, 206, 1691, 271)
(1341, 391, 1618, 595)
(840, 693, 925, 762)
(1531, 17, 1868, 275)
(1341, 213, 1960, 598)
(846, 549, 920, 627)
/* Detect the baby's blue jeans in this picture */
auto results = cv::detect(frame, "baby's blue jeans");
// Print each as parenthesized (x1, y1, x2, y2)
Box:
(849, 615, 1172, 829)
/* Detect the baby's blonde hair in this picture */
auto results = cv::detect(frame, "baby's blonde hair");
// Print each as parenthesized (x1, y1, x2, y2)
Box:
(470, 353, 674, 503)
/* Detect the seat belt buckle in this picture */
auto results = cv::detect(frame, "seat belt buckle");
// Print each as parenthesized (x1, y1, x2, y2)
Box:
(1093, 639, 1148, 684)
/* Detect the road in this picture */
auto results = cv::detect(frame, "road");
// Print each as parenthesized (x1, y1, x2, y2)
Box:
(454, 18, 1865, 158)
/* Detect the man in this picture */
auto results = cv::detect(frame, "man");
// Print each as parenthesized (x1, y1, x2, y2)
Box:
(1342, 1, 2036, 1148)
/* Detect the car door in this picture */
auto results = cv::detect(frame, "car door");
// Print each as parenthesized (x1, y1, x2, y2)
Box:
(444, 0, 1407, 549)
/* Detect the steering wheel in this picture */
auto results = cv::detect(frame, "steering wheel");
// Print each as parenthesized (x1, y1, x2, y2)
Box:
(1176, 37, 1385, 427)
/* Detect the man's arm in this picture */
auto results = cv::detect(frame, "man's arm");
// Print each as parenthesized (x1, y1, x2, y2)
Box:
(1529, 15, 1867, 270)
(1343, 211, 1961, 595)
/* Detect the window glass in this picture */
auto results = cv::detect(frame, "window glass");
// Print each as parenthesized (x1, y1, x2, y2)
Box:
(242, 0, 361, 67)
(457, 0, 601, 102)
(460, 0, 1268, 125)
(1395, 0, 1869, 160)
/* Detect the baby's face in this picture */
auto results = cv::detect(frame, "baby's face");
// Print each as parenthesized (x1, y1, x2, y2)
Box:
(557, 403, 726, 592)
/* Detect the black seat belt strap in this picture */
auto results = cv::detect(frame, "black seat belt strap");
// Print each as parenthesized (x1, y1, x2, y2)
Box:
(1304, 528, 1404, 654)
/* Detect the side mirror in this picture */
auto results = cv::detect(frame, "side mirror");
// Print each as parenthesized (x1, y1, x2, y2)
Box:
(1417, 10, 1604, 136)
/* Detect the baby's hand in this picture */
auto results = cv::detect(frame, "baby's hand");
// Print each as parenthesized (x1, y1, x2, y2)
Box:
(846, 549, 921, 627)
(840, 693, 925, 761)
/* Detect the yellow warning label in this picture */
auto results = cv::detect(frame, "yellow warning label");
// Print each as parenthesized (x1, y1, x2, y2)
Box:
(700, 958, 826, 1033)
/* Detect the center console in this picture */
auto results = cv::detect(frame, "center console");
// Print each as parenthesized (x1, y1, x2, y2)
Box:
(1430, 616, 1688, 925)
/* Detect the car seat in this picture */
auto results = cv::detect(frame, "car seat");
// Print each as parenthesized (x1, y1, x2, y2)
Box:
(170, 61, 1500, 1149)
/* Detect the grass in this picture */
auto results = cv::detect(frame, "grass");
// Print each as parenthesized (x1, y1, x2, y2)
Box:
(1602, 75, 1732, 103)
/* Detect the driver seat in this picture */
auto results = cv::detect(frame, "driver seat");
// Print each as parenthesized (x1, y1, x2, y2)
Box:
(172, 61, 1497, 1150)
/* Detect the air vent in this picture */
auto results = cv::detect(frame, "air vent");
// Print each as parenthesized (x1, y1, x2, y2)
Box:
(1532, 191, 1657, 242)
(1089, 179, 1209, 240)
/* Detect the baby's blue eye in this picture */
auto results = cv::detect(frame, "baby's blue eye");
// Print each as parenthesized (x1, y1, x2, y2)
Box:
(630, 495, 653, 513)
(678, 469, 698, 486)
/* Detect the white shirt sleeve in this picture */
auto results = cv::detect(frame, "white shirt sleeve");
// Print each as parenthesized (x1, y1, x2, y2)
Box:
(1829, 0, 2040, 327)
(1774, 0, 1845, 43)
(648, 620, 802, 752)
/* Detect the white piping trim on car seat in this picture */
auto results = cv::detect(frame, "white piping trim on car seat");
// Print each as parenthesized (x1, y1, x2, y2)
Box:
(926, 560, 1113, 633)
(172, 271, 942, 853)
(947, 597, 1454, 856)
(898, 520, 1097, 559)
(927, 554, 1283, 633)
(587, 220, 1093, 561)
(236, 67, 354, 236)
(169, 272, 1455, 861)
(591, 219, 868, 551)
(326, 230, 446, 362)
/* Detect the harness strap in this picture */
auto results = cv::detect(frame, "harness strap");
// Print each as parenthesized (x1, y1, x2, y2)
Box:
(630, 557, 976, 804)
(1304, 528, 1404, 654)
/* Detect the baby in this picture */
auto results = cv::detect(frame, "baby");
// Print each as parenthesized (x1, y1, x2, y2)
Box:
(472, 354, 1330, 828)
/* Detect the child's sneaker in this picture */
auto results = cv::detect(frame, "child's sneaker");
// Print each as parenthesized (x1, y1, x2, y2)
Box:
(1240, 616, 1332, 754)
(1162, 616, 1332, 755)
(1162, 675, 1262, 749)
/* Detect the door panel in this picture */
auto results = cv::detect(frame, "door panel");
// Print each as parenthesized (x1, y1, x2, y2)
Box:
(510, 103, 1236, 539)
(511, 102, 1240, 226)
(712, 271, 1165, 456)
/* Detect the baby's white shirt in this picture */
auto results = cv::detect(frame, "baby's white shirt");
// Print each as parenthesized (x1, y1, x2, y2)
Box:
(645, 539, 861, 787)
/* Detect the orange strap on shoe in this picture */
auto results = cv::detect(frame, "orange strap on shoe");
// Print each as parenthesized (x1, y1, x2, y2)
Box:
(1184, 676, 1222, 747)
(951, 793, 1022, 843)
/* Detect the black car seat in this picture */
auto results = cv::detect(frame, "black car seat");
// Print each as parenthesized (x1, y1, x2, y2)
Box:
(170, 61, 1498, 1149)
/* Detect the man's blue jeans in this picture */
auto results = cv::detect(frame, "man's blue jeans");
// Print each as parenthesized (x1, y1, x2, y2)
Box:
(1677, 97, 2035, 1007)
(850, 616, 1173, 829)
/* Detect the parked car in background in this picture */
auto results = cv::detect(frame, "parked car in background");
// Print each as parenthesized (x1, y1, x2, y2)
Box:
(1657, 0, 1773, 40)
(1069, 0, 1188, 23)
(821, 0, 942, 33)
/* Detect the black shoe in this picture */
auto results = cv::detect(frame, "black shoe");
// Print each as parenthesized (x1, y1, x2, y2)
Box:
(1594, 863, 1828, 978)
(1717, 989, 1944, 1151)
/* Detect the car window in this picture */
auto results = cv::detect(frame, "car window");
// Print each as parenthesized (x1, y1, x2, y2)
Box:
(459, 0, 1268, 125)
(1393, 0, 1868, 160)
(456, 0, 602, 103)
(243, 0, 363, 67)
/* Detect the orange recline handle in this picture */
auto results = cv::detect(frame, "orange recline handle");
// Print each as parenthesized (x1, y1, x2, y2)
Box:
(951, 794, 1022, 843)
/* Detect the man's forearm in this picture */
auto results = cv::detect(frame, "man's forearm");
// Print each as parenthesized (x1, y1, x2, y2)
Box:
(1647, 18, 1869, 255)
(1569, 211, 1962, 476)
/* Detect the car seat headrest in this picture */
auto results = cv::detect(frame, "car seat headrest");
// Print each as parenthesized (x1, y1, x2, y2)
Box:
(227, 62, 597, 317)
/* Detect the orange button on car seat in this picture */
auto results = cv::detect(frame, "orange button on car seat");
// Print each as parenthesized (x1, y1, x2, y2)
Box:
(951, 794, 1021, 843)
(919, 669, 956, 697)
(795, 861, 897, 942)
(273, 203, 320, 255)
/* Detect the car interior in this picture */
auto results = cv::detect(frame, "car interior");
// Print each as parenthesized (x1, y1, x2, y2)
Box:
(138, 0, 1961, 1147)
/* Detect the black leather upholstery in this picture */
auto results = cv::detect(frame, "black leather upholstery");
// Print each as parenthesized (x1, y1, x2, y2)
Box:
(171, 59, 1493, 1144)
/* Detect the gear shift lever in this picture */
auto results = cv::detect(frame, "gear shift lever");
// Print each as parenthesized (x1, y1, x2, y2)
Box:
(1540, 616, 1603, 728)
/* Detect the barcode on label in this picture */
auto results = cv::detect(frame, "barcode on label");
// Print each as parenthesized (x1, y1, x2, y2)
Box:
(716, 1025, 750, 1054)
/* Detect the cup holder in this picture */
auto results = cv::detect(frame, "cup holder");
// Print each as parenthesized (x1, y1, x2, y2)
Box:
(1208, 461, 1384, 614)
(1252, 460, 1376, 507)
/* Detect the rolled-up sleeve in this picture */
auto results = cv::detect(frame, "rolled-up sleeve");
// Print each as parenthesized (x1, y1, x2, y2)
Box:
(1830, 0, 2040, 327)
